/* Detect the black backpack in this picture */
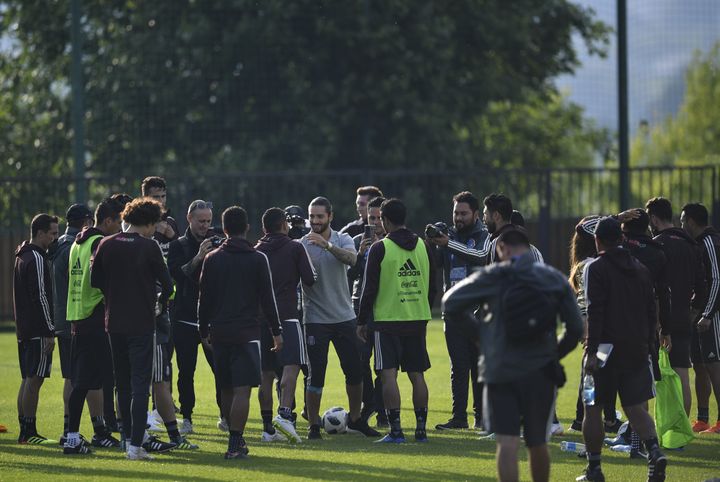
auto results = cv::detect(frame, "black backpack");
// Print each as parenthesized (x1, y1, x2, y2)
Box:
(501, 276, 557, 341)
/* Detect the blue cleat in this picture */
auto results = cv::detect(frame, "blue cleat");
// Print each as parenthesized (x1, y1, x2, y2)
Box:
(375, 433, 406, 444)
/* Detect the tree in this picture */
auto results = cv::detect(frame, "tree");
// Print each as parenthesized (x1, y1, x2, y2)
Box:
(0, 0, 609, 180)
(631, 42, 720, 167)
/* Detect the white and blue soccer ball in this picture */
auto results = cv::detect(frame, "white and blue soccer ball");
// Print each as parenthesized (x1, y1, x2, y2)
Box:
(322, 406, 348, 434)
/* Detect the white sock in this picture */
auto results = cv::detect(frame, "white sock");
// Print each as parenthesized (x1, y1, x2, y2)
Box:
(66, 431, 80, 447)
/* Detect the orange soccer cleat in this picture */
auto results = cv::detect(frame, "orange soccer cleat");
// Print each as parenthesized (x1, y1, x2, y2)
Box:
(692, 420, 711, 433)
(700, 421, 720, 434)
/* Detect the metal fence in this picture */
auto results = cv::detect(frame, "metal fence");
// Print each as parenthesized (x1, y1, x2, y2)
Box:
(1, 165, 718, 319)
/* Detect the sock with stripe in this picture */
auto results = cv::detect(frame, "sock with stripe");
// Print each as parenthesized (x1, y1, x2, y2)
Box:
(279, 406, 292, 420)
(388, 409, 402, 437)
(18, 415, 25, 437)
(630, 427, 641, 452)
(587, 452, 602, 470)
(414, 408, 427, 432)
(228, 430, 244, 452)
(26, 417, 38, 436)
(91, 416, 107, 436)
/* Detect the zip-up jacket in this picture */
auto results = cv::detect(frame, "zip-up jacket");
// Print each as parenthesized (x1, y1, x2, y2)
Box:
(697, 227, 720, 321)
(167, 227, 219, 324)
(442, 252, 583, 384)
(653, 227, 705, 334)
(50, 226, 81, 337)
(91, 232, 173, 336)
(255, 233, 317, 321)
(357, 228, 437, 335)
(438, 219, 489, 292)
(340, 218, 365, 238)
(13, 241, 54, 340)
(198, 237, 281, 344)
(584, 246, 657, 367)
(623, 232, 671, 330)
(154, 214, 179, 258)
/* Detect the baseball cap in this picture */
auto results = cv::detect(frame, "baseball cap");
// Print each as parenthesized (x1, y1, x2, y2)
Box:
(497, 226, 530, 246)
(66, 204, 93, 222)
(285, 205, 305, 220)
(576, 215, 601, 237)
(594, 216, 622, 242)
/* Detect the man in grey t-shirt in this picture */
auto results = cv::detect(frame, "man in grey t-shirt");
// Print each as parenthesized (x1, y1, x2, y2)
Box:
(301, 197, 380, 440)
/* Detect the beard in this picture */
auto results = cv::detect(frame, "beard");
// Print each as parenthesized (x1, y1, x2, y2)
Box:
(486, 220, 497, 234)
(455, 221, 474, 234)
(312, 221, 330, 234)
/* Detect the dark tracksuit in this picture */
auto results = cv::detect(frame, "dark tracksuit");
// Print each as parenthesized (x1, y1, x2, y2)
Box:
(167, 227, 222, 421)
(437, 220, 488, 423)
(91, 232, 173, 447)
(695, 227, 720, 364)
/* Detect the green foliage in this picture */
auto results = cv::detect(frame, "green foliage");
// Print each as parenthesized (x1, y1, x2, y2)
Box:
(0, 0, 609, 179)
(632, 42, 720, 167)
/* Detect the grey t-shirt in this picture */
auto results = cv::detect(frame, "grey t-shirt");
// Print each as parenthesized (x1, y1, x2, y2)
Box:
(301, 230, 357, 324)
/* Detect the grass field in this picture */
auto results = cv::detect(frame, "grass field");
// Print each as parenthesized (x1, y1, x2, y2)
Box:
(0, 321, 718, 481)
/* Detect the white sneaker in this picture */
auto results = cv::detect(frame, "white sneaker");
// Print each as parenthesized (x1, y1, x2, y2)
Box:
(127, 445, 154, 461)
(479, 432, 496, 441)
(217, 417, 229, 432)
(273, 415, 302, 444)
(550, 423, 564, 436)
(180, 419, 193, 435)
(260, 431, 287, 442)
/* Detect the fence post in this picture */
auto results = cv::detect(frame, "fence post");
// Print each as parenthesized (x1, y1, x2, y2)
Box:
(713, 167, 719, 227)
(538, 170, 552, 261)
(70, 0, 86, 202)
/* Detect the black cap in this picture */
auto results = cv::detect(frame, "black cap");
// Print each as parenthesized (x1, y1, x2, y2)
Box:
(594, 216, 622, 242)
(285, 205, 305, 220)
(66, 204, 93, 222)
(497, 226, 530, 246)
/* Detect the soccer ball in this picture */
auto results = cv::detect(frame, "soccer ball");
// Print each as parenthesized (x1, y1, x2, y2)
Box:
(321, 406, 348, 434)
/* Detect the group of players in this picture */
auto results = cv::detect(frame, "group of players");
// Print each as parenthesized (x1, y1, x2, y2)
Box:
(10, 177, 720, 479)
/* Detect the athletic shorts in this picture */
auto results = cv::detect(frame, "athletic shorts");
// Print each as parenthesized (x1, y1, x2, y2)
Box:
(668, 331, 691, 369)
(71, 331, 114, 390)
(152, 342, 173, 384)
(17, 338, 52, 379)
(305, 320, 363, 389)
(591, 354, 656, 407)
(374, 331, 430, 373)
(261, 320, 308, 372)
(485, 366, 556, 448)
(58, 336, 72, 379)
(213, 341, 262, 388)
(691, 317, 720, 364)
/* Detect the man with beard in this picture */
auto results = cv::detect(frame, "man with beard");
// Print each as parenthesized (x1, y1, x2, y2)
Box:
(482, 194, 544, 265)
(141, 176, 179, 257)
(348, 196, 387, 427)
(680, 203, 720, 434)
(301, 197, 379, 439)
(340, 186, 384, 238)
(426, 191, 489, 431)
(645, 197, 705, 417)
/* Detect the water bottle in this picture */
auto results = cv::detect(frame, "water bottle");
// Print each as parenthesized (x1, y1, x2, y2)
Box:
(560, 441, 586, 453)
(582, 373, 595, 406)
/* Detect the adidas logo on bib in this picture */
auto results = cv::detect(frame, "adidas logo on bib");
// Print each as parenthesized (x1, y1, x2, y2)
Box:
(398, 259, 420, 277)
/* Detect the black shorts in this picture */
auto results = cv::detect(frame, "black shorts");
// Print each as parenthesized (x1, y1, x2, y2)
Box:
(668, 332, 692, 369)
(152, 342, 172, 384)
(374, 330, 430, 373)
(306, 320, 363, 389)
(213, 341, 262, 388)
(691, 317, 720, 365)
(485, 366, 556, 448)
(58, 335, 72, 379)
(261, 320, 308, 372)
(592, 354, 656, 407)
(71, 331, 114, 390)
(18, 339, 52, 379)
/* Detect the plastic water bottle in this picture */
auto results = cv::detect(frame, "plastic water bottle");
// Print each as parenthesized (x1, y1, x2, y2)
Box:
(582, 374, 595, 406)
(560, 441, 586, 453)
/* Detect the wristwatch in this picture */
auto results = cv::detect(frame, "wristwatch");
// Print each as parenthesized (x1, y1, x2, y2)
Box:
(325, 241, 333, 251)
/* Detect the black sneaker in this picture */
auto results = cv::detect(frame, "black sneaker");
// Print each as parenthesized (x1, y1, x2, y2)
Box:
(576, 465, 605, 481)
(91, 433, 121, 448)
(435, 418, 468, 430)
(570, 420, 583, 432)
(59, 434, 90, 447)
(604, 419, 623, 433)
(142, 435, 176, 453)
(63, 442, 92, 455)
(308, 424, 322, 440)
(415, 429, 428, 442)
(359, 406, 376, 424)
(647, 448, 667, 482)
(224, 444, 249, 459)
(347, 417, 381, 437)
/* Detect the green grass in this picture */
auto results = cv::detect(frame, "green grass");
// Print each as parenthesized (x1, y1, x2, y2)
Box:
(0, 321, 717, 481)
